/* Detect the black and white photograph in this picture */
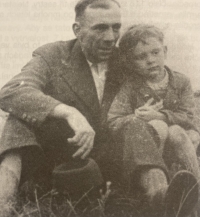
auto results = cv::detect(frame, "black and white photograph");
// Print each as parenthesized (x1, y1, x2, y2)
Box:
(0, 0, 200, 216)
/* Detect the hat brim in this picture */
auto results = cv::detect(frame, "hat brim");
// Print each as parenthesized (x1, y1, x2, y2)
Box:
(52, 158, 103, 195)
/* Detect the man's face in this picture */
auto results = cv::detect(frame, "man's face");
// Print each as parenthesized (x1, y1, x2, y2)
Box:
(127, 37, 167, 82)
(74, 3, 121, 63)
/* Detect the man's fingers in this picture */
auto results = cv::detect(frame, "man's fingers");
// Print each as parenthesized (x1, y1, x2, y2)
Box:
(74, 134, 88, 147)
(67, 132, 83, 144)
(81, 145, 93, 159)
(72, 137, 93, 158)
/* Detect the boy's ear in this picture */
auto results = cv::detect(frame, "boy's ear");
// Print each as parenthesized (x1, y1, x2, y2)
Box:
(72, 22, 81, 37)
(164, 46, 168, 58)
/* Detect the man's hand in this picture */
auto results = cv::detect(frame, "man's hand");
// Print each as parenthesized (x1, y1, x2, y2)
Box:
(50, 104, 95, 159)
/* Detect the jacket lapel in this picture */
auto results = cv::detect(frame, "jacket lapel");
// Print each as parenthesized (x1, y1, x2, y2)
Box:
(161, 66, 179, 107)
(101, 49, 124, 118)
(59, 41, 100, 115)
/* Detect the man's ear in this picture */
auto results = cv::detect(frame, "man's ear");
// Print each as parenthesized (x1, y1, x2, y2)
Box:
(164, 45, 168, 58)
(73, 22, 81, 37)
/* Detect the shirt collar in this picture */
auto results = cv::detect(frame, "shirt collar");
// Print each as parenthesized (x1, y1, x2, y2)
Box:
(87, 60, 108, 72)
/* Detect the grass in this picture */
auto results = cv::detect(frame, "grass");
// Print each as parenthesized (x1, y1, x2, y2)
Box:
(3, 181, 140, 217)
(0, 94, 200, 217)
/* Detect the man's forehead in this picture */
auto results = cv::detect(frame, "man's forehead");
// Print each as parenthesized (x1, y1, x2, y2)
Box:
(82, 3, 121, 25)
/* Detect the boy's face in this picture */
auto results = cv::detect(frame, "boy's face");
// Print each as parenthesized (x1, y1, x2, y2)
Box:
(127, 37, 167, 81)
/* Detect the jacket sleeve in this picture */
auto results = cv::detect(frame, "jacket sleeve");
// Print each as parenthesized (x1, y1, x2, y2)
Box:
(107, 81, 136, 134)
(0, 53, 61, 127)
(161, 77, 197, 130)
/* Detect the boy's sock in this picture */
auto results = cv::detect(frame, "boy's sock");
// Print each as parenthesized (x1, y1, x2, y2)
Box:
(139, 168, 168, 200)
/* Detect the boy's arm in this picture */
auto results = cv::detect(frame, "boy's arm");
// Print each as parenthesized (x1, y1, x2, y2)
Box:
(160, 77, 197, 130)
(107, 81, 137, 134)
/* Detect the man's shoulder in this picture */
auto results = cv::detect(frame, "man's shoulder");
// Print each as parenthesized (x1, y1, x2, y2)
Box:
(32, 39, 77, 61)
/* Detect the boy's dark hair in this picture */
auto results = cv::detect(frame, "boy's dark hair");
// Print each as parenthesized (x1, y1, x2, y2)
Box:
(119, 24, 164, 55)
(75, 0, 120, 21)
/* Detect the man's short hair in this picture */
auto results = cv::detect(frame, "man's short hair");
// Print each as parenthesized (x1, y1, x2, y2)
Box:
(119, 24, 164, 55)
(75, 0, 120, 21)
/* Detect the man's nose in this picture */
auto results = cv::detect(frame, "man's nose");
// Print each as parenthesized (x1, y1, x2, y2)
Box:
(104, 28, 116, 42)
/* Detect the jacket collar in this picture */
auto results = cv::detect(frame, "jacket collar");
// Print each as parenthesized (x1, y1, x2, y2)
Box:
(130, 66, 177, 101)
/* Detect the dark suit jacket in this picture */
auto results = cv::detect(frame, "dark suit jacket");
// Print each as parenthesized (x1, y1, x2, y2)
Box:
(0, 39, 124, 163)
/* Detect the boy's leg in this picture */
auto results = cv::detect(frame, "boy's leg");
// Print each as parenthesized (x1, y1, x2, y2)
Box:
(148, 120, 168, 152)
(168, 125, 200, 180)
(115, 119, 198, 216)
(139, 168, 199, 217)
(186, 129, 200, 152)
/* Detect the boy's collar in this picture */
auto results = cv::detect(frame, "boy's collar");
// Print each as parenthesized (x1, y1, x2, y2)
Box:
(131, 65, 176, 90)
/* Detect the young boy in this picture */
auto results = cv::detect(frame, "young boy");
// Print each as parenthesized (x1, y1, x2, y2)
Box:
(108, 24, 200, 179)
(107, 25, 200, 216)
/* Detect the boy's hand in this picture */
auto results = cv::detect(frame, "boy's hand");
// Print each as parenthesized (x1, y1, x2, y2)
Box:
(135, 106, 163, 121)
(135, 99, 165, 121)
(150, 100, 163, 111)
(142, 98, 163, 111)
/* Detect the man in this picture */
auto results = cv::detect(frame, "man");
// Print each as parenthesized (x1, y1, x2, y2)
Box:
(0, 0, 122, 208)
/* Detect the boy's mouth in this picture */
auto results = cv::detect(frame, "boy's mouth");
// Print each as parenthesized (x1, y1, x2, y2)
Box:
(148, 66, 160, 72)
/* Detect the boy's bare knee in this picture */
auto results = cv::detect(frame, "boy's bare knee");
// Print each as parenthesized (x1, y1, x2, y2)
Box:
(186, 130, 200, 151)
(168, 125, 187, 145)
(149, 120, 168, 131)
(148, 120, 168, 143)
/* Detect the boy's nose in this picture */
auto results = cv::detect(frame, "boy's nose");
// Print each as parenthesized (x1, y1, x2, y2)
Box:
(147, 54, 156, 64)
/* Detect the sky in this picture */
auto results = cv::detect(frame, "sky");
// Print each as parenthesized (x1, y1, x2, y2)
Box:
(0, 0, 200, 90)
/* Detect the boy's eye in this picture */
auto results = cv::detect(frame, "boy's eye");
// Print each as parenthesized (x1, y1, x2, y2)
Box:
(135, 54, 146, 60)
(152, 49, 160, 55)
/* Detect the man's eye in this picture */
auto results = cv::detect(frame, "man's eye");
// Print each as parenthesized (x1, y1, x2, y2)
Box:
(113, 24, 121, 32)
(94, 25, 107, 31)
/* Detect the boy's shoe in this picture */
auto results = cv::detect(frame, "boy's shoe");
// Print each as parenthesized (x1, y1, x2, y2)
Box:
(165, 170, 199, 217)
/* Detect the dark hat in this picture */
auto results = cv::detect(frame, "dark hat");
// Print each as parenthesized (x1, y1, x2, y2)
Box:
(52, 158, 103, 196)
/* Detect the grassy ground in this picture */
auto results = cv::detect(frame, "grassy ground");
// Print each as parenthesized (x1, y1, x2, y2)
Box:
(0, 95, 200, 217)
